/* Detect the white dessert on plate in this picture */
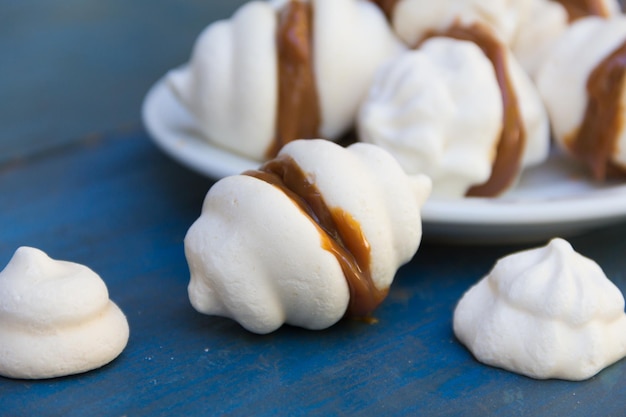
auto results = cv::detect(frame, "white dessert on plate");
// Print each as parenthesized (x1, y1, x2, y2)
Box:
(358, 26, 550, 198)
(369, 0, 623, 77)
(509, 0, 569, 77)
(377, 0, 525, 47)
(358, 37, 502, 197)
(453, 238, 626, 380)
(185, 139, 431, 334)
(0, 247, 129, 379)
(536, 16, 626, 181)
(167, 0, 402, 161)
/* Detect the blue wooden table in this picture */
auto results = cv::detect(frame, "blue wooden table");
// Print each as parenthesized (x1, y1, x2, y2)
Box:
(3, 2, 626, 416)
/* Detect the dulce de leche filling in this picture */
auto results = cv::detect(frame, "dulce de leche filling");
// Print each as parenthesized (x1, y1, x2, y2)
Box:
(244, 155, 387, 318)
(565, 39, 626, 180)
(268, 1, 321, 158)
(419, 23, 526, 197)
(552, 0, 616, 22)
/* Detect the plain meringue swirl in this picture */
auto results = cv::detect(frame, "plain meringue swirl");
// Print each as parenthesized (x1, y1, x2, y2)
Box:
(0, 247, 129, 379)
(453, 238, 626, 380)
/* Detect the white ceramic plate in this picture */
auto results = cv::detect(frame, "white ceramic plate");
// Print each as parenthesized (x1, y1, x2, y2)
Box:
(142, 77, 626, 244)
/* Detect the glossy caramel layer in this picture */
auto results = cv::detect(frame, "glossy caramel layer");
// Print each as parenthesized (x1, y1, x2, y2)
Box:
(245, 155, 386, 318)
(269, 1, 321, 158)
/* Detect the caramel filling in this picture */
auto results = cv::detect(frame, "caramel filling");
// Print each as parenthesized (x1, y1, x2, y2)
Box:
(244, 155, 387, 318)
(269, 1, 321, 158)
(418, 23, 526, 197)
(565, 39, 626, 180)
(551, 0, 615, 21)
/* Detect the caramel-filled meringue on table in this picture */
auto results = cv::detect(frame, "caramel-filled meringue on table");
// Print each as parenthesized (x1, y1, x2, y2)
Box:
(184, 139, 431, 334)
(167, 0, 402, 161)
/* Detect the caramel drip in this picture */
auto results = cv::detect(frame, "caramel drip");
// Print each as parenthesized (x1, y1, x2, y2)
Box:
(367, 0, 400, 21)
(418, 23, 526, 197)
(565, 38, 626, 180)
(244, 155, 386, 318)
(551, 0, 615, 21)
(268, 1, 321, 159)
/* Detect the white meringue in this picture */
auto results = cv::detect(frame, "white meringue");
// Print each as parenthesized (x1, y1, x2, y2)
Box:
(389, 0, 527, 47)
(603, 0, 623, 16)
(168, 0, 402, 161)
(536, 16, 626, 177)
(376, 0, 622, 79)
(509, 0, 569, 78)
(185, 139, 431, 334)
(358, 38, 502, 197)
(0, 247, 129, 379)
(358, 34, 549, 197)
(313, 0, 404, 139)
(509, 40, 551, 169)
(454, 238, 626, 380)
(168, 1, 278, 161)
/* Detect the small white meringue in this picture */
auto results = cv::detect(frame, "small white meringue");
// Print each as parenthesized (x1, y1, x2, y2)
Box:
(0, 247, 129, 379)
(454, 238, 626, 380)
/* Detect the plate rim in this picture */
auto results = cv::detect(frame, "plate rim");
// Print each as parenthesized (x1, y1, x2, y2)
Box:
(142, 76, 626, 234)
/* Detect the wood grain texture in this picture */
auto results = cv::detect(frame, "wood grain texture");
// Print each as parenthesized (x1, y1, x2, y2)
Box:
(1, 131, 626, 416)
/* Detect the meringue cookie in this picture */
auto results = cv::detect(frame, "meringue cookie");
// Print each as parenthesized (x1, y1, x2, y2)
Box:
(168, 1, 278, 161)
(0, 247, 129, 379)
(358, 26, 550, 197)
(536, 16, 626, 180)
(508, 38, 551, 170)
(358, 38, 502, 197)
(312, 0, 404, 139)
(185, 139, 431, 334)
(168, 0, 402, 161)
(378, 0, 527, 47)
(509, 0, 569, 77)
(454, 238, 626, 380)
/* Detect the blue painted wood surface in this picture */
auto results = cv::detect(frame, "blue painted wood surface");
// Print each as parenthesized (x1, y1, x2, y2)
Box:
(2, 1, 626, 415)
